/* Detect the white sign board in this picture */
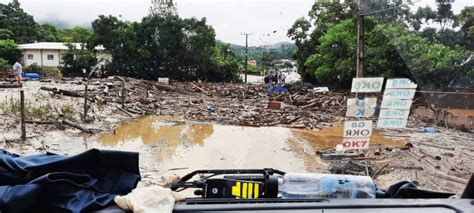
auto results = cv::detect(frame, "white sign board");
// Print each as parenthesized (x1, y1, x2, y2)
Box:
(343, 120, 373, 138)
(386, 78, 417, 89)
(383, 89, 416, 100)
(351, 78, 384, 93)
(379, 109, 410, 119)
(346, 98, 377, 117)
(342, 138, 370, 150)
(377, 119, 408, 129)
(381, 99, 413, 110)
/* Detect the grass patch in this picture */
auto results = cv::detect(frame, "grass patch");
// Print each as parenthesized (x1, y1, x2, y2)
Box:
(0, 96, 75, 120)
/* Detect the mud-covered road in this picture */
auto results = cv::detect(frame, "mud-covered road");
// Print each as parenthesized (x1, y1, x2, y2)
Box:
(1, 79, 473, 196)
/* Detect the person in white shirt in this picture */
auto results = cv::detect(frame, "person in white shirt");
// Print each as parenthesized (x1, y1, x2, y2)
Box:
(12, 58, 23, 85)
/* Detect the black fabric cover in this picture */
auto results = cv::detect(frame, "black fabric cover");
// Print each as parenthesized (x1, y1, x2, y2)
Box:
(376, 181, 455, 198)
(0, 149, 140, 213)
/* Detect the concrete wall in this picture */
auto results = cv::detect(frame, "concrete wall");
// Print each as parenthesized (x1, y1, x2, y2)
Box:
(419, 91, 474, 109)
(22, 49, 61, 67)
(23, 50, 42, 67)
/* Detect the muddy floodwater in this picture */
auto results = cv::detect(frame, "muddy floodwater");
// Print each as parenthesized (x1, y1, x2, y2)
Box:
(86, 116, 403, 180)
(91, 116, 308, 178)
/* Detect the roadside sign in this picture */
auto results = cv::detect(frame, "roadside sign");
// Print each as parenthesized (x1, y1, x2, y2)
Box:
(381, 99, 413, 110)
(377, 118, 408, 129)
(343, 120, 373, 138)
(379, 109, 410, 119)
(383, 89, 416, 100)
(351, 78, 384, 93)
(342, 138, 370, 150)
(346, 98, 377, 117)
(385, 78, 417, 89)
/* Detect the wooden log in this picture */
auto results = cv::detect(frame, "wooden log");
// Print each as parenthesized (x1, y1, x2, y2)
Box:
(418, 142, 455, 151)
(190, 82, 208, 94)
(116, 106, 133, 117)
(372, 163, 389, 179)
(390, 165, 424, 170)
(62, 119, 93, 133)
(26, 120, 56, 125)
(301, 100, 318, 109)
(0, 84, 22, 88)
(321, 153, 362, 160)
(40, 87, 83, 98)
(432, 171, 469, 185)
(419, 148, 442, 160)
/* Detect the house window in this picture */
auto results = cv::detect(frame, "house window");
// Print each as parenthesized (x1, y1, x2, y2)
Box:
(27, 54, 34, 60)
(47, 55, 54, 60)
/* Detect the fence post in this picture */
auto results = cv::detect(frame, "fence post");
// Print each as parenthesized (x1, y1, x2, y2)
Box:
(83, 84, 88, 121)
(20, 89, 26, 140)
(121, 81, 125, 108)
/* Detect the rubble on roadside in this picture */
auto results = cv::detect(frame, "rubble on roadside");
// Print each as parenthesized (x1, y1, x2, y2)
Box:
(45, 77, 348, 130)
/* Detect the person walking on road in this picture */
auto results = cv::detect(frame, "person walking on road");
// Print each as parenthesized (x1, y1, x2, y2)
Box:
(12, 58, 23, 85)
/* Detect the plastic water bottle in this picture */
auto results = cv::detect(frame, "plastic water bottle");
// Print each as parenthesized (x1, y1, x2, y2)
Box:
(278, 173, 376, 199)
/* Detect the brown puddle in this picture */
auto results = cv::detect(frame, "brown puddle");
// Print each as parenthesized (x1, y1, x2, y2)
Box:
(291, 125, 404, 150)
(99, 115, 214, 148)
(95, 117, 404, 177)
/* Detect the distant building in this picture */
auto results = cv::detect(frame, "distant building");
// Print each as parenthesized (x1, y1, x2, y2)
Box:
(18, 42, 111, 67)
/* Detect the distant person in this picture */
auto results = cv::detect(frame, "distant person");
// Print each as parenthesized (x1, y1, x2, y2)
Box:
(281, 73, 286, 84)
(12, 58, 23, 85)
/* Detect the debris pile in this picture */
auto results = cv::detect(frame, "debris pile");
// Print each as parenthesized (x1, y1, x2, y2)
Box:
(46, 77, 347, 129)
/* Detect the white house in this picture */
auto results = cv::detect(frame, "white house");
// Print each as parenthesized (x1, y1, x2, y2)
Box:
(18, 42, 110, 67)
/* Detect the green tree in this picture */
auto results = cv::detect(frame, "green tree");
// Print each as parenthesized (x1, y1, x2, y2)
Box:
(0, 1, 40, 43)
(0, 39, 22, 64)
(0, 29, 13, 39)
(37, 24, 63, 42)
(454, 6, 474, 50)
(288, 1, 355, 82)
(61, 43, 97, 77)
(376, 23, 471, 90)
(91, 14, 238, 81)
(62, 27, 93, 43)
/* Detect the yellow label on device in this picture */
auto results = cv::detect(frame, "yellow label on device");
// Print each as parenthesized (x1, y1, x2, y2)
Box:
(232, 182, 241, 197)
(232, 181, 261, 199)
(248, 183, 253, 198)
(242, 183, 248, 198)
(254, 183, 259, 199)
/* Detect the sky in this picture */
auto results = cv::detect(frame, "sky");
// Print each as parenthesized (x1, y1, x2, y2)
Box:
(0, 0, 472, 46)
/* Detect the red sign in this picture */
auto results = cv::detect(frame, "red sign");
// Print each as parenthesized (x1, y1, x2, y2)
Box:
(341, 138, 370, 150)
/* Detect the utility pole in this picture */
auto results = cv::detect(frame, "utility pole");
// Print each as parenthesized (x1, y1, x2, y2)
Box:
(356, 0, 367, 78)
(356, 14, 364, 78)
(241, 32, 253, 83)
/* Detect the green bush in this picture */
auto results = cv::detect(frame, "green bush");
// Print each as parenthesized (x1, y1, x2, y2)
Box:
(40, 67, 62, 79)
(25, 63, 42, 72)
(0, 58, 9, 70)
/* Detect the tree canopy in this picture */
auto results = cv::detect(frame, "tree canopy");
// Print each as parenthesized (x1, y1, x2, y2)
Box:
(289, 0, 474, 89)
